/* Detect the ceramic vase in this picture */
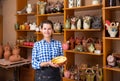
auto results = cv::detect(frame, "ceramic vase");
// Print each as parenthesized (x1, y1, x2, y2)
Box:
(77, 18, 82, 30)
(77, 0, 82, 7)
(68, 0, 74, 8)
(83, 16, 91, 29)
(26, 4, 32, 13)
(65, 19, 71, 29)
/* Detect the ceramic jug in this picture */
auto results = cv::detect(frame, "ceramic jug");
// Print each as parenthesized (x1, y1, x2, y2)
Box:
(77, 18, 82, 30)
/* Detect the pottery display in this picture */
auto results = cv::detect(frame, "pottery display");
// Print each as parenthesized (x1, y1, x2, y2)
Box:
(76, 18, 82, 30)
(105, 22, 119, 37)
(77, 0, 82, 7)
(83, 16, 91, 29)
(64, 18, 71, 29)
(55, 1, 64, 12)
(37, 1, 46, 14)
(71, 17, 77, 29)
(92, 16, 102, 29)
(68, 0, 74, 8)
(53, 21, 62, 33)
(26, 4, 32, 13)
(108, 0, 116, 6)
(62, 41, 69, 50)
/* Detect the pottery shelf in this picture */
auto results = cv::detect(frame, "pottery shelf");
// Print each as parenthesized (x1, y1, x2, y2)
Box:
(35, 32, 64, 35)
(16, 30, 35, 32)
(104, 37, 120, 40)
(64, 50, 103, 56)
(64, 29, 102, 32)
(103, 6, 120, 10)
(103, 66, 120, 72)
(65, 4, 102, 11)
(16, 12, 36, 16)
(37, 12, 64, 17)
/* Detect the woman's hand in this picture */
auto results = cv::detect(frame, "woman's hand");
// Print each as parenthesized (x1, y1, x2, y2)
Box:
(48, 60, 60, 68)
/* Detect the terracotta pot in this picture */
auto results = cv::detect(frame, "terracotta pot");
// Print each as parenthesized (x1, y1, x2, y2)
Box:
(9, 54, 21, 62)
(62, 41, 69, 50)
(0, 44, 3, 59)
(12, 45, 20, 55)
(4, 50, 11, 60)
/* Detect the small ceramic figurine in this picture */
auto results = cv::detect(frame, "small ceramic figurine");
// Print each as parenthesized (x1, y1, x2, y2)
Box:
(26, 4, 32, 13)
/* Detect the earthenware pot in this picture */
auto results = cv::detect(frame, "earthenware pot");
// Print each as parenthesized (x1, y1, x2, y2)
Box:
(9, 54, 21, 62)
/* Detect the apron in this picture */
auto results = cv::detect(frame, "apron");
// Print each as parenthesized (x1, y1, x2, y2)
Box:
(35, 66, 62, 81)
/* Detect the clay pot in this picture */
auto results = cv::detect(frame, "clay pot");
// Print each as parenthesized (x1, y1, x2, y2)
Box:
(4, 50, 11, 60)
(62, 41, 69, 50)
(12, 45, 20, 55)
(0, 43, 3, 59)
(64, 70, 71, 78)
(9, 54, 21, 62)
(4, 42, 11, 60)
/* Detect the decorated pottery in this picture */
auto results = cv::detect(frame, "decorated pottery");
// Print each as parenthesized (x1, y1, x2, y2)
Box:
(53, 22, 62, 33)
(83, 16, 91, 29)
(76, 18, 82, 30)
(65, 18, 71, 29)
(92, 0, 100, 5)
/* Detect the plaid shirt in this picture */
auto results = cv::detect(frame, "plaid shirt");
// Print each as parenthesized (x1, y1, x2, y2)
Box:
(32, 39, 63, 69)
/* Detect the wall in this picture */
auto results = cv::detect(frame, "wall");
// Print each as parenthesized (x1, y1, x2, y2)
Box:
(2, 0, 16, 45)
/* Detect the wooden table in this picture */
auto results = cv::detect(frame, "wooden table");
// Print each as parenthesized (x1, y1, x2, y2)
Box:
(0, 59, 31, 81)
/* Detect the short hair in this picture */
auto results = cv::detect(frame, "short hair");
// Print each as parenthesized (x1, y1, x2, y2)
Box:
(40, 20, 53, 29)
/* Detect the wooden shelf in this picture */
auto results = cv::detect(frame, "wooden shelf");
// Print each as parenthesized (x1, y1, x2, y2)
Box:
(18, 45, 33, 48)
(37, 12, 64, 17)
(16, 12, 36, 16)
(64, 50, 103, 56)
(35, 32, 64, 35)
(65, 4, 102, 11)
(64, 29, 102, 32)
(104, 6, 120, 10)
(104, 37, 120, 40)
(104, 66, 120, 72)
(16, 30, 35, 32)
(62, 77, 75, 81)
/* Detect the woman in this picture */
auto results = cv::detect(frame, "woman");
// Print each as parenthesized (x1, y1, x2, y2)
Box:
(32, 20, 63, 81)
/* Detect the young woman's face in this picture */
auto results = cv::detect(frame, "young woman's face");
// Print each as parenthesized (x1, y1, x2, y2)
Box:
(41, 23, 53, 38)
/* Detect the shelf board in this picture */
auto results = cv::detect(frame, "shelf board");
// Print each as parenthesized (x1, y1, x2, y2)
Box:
(65, 4, 102, 11)
(64, 29, 102, 32)
(18, 45, 33, 48)
(62, 77, 75, 81)
(64, 50, 103, 56)
(16, 30, 35, 32)
(37, 12, 64, 17)
(104, 6, 120, 10)
(35, 32, 64, 35)
(16, 12, 36, 16)
(104, 37, 120, 40)
(104, 66, 120, 72)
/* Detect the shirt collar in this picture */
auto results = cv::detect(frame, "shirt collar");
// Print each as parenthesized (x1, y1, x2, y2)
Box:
(42, 39, 55, 43)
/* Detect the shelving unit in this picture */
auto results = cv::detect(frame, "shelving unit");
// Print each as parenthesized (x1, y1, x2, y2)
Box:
(0, 15, 3, 43)
(15, 0, 120, 81)
(63, 0, 103, 81)
(103, 0, 120, 81)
